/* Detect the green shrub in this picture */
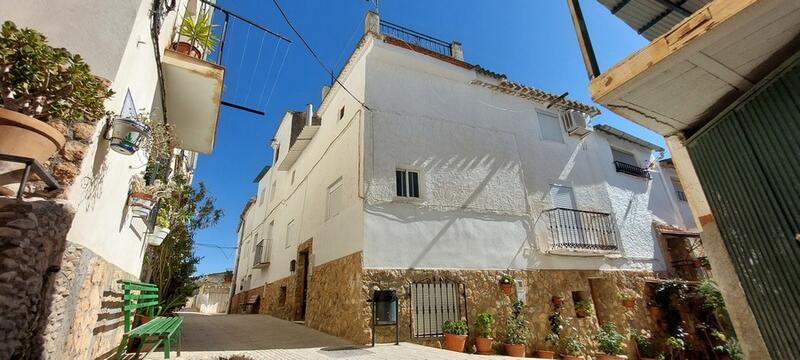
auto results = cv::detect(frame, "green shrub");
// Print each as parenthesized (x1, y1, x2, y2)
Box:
(0, 21, 113, 122)
(558, 334, 583, 356)
(594, 322, 624, 355)
(499, 274, 514, 284)
(474, 312, 494, 338)
(505, 300, 530, 345)
(443, 319, 468, 335)
(696, 279, 726, 312)
(575, 299, 593, 315)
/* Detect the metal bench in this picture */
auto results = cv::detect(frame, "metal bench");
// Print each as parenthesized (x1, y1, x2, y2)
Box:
(114, 281, 182, 359)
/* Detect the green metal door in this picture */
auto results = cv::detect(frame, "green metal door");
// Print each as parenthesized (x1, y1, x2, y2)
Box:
(687, 54, 800, 358)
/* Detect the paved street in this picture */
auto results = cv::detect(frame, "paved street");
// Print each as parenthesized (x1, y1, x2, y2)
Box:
(147, 312, 530, 359)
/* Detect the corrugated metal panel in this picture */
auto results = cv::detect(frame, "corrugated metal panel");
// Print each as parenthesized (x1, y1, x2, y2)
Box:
(597, 0, 711, 40)
(686, 54, 800, 358)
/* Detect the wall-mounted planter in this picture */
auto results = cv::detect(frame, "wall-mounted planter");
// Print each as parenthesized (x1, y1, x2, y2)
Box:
(108, 117, 150, 155)
(0, 108, 65, 170)
(146, 226, 170, 246)
(622, 298, 636, 308)
(500, 283, 514, 296)
(128, 192, 155, 217)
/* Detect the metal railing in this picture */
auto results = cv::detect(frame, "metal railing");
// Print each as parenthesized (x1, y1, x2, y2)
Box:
(380, 20, 452, 57)
(410, 280, 467, 338)
(614, 161, 651, 179)
(253, 240, 263, 267)
(545, 208, 619, 251)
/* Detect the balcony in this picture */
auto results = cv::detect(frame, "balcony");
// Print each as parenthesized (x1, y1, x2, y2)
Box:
(614, 161, 651, 179)
(252, 240, 270, 269)
(545, 208, 620, 254)
(161, 49, 224, 154)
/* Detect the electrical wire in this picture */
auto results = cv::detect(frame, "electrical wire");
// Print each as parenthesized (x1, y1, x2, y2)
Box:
(254, 39, 282, 106)
(260, 42, 291, 111)
(231, 24, 252, 100)
(271, 0, 370, 110)
(243, 32, 266, 105)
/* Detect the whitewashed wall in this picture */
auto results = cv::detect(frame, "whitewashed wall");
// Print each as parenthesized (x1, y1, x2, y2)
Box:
(362, 40, 670, 272)
(1, 0, 193, 276)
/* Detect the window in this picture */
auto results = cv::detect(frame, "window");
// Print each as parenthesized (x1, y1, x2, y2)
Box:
(291, 170, 295, 185)
(279, 286, 287, 305)
(396, 169, 420, 198)
(672, 178, 688, 202)
(338, 106, 345, 121)
(285, 219, 295, 248)
(538, 111, 564, 143)
(269, 181, 277, 203)
(411, 282, 464, 337)
(611, 148, 638, 166)
(550, 184, 576, 209)
(326, 178, 345, 219)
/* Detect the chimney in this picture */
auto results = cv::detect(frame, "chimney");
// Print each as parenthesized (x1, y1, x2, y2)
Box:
(365, 11, 380, 35)
(321, 85, 331, 102)
(451, 41, 463, 61)
(306, 104, 313, 126)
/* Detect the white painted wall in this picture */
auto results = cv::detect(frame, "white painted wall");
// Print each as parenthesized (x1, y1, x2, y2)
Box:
(649, 163, 698, 231)
(2, 0, 197, 276)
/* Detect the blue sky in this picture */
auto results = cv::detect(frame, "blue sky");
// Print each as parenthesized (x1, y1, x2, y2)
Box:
(191, 0, 657, 275)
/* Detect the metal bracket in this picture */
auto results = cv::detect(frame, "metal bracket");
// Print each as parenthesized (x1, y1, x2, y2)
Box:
(0, 154, 61, 200)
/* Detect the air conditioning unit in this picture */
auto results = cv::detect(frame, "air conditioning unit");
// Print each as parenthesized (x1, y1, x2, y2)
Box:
(562, 110, 592, 137)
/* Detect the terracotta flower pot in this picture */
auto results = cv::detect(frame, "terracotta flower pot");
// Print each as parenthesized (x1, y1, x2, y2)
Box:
(475, 336, 493, 355)
(647, 305, 661, 318)
(171, 41, 203, 58)
(500, 283, 514, 295)
(717, 354, 729, 360)
(552, 296, 564, 307)
(576, 309, 589, 318)
(443, 333, 467, 352)
(560, 354, 582, 360)
(596, 354, 624, 360)
(535, 349, 555, 358)
(0, 108, 65, 172)
(504, 343, 526, 357)
(622, 298, 636, 308)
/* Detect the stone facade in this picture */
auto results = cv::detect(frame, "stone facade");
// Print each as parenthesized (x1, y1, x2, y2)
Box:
(229, 285, 265, 315)
(260, 276, 297, 320)
(305, 252, 368, 343)
(0, 197, 137, 359)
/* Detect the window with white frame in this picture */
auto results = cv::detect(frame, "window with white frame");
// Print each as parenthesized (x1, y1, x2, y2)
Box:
(672, 178, 688, 202)
(550, 184, 576, 209)
(285, 219, 295, 248)
(396, 168, 420, 198)
(538, 111, 564, 143)
(326, 178, 345, 219)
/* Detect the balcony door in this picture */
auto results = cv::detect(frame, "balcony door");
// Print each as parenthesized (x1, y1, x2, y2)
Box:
(550, 184, 583, 247)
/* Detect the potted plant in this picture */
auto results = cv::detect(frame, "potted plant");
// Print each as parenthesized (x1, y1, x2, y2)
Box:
(574, 299, 593, 318)
(145, 208, 171, 246)
(129, 176, 165, 216)
(442, 319, 468, 352)
(557, 334, 584, 360)
(172, 10, 219, 59)
(664, 336, 685, 359)
(618, 288, 638, 308)
(499, 274, 515, 295)
(631, 329, 658, 360)
(537, 310, 562, 359)
(504, 300, 530, 357)
(0, 21, 112, 169)
(594, 322, 625, 360)
(474, 312, 495, 355)
(552, 295, 565, 307)
(713, 336, 742, 360)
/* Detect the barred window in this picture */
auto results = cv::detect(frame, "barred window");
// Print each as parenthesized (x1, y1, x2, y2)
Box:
(410, 281, 465, 338)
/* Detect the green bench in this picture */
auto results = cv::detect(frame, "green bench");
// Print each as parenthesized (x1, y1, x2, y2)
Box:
(114, 280, 182, 359)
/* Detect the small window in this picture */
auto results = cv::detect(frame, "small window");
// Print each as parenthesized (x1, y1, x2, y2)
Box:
(611, 148, 638, 166)
(672, 178, 687, 202)
(538, 111, 564, 143)
(338, 106, 345, 121)
(411, 282, 464, 337)
(269, 181, 277, 203)
(279, 286, 287, 305)
(285, 219, 295, 248)
(396, 169, 420, 198)
(326, 178, 345, 219)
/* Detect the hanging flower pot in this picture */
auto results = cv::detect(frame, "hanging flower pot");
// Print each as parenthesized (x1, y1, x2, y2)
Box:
(108, 117, 150, 155)
(146, 226, 170, 246)
(552, 295, 565, 307)
(622, 298, 636, 308)
(128, 192, 155, 217)
(499, 274, 515, 295)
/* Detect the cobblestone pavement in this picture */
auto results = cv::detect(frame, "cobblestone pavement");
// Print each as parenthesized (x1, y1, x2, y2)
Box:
(146, 312, 529, 359)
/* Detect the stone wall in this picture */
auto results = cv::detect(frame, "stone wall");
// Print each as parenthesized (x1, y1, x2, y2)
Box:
(260, 276, 297, 320)
(304, 252, 368, 343)
(229, 286, 265, 314)
(0, 198, 73, 358)
(362, 268, 659, 358)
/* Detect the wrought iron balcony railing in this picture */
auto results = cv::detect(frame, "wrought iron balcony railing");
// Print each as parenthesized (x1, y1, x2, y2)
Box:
(380, 20, 452, 58)
(545, 208, 619, 252)
(614, 161, 651, 179)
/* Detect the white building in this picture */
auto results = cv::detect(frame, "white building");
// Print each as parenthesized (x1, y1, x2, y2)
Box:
(229, 12, 696, 356)
(0, 0, 223, 358)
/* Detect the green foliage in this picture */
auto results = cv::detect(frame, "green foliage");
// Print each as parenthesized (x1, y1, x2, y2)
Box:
(594, 322, 624, 356)
(696, 279, 726, 313)
(618, 288, 638, 301)
(0, 21, 113, 122)
(544, 310, 563, 348)
(505, 300, 530, 345)
(178, 10, 219, 53)
(653, 280, 689, 337)
(558, 334, 584, 356)
(141, 174, 223, 315)
(499, 274, 514, 284)
(443, 319, 468, 335)
(474, 312, 494, 338)
(631, 329, 658, 358)
(575, 299, 593, 315)
(714, 337, 743, 360)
